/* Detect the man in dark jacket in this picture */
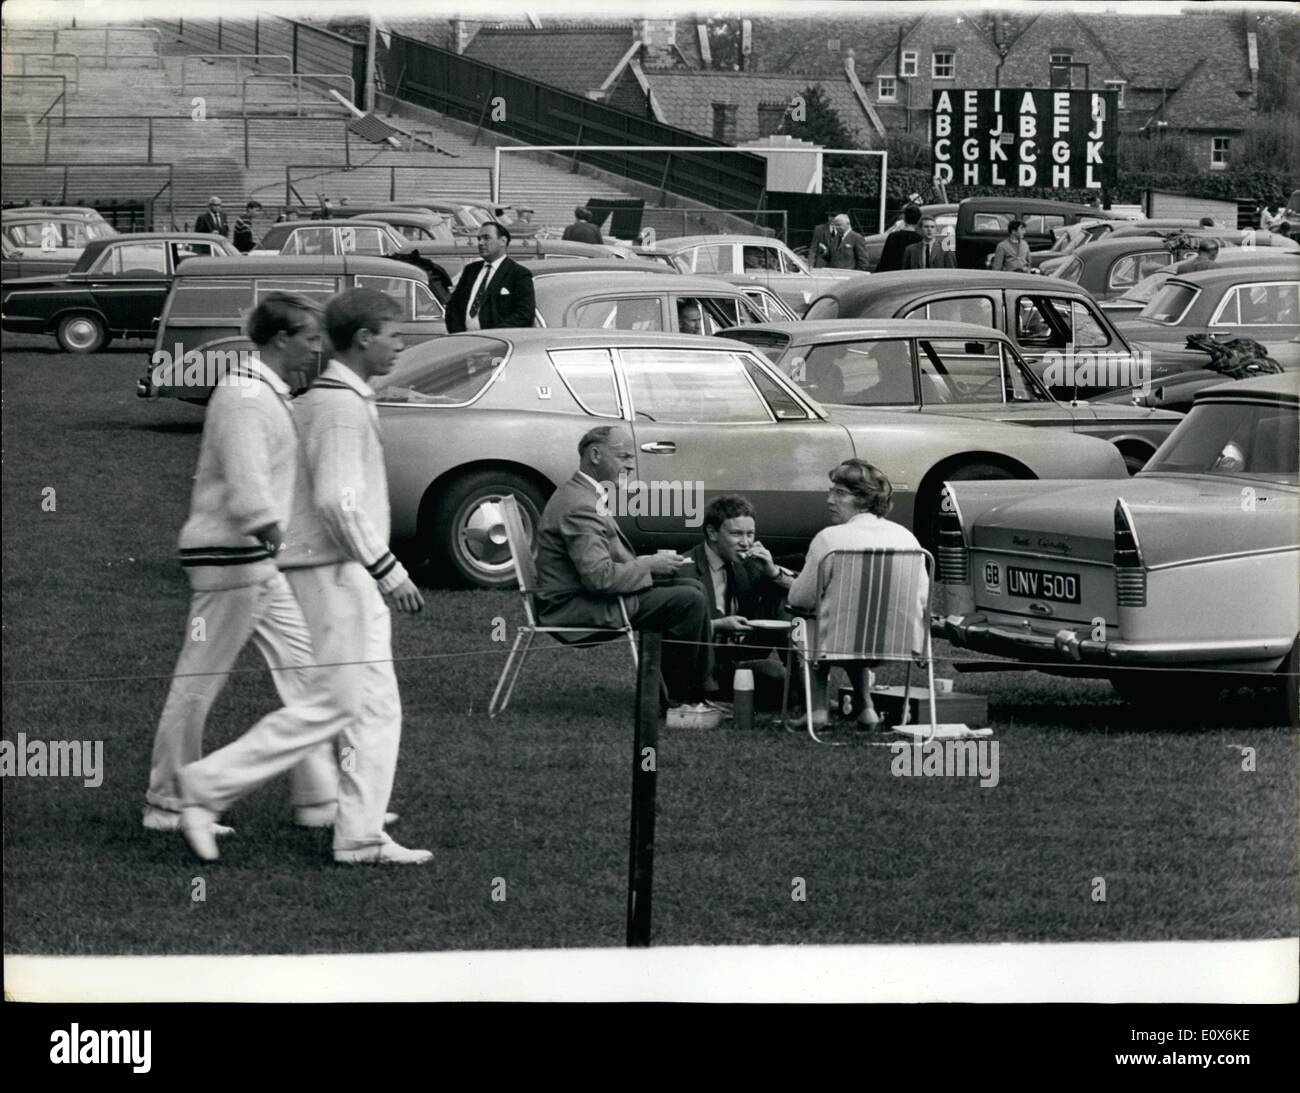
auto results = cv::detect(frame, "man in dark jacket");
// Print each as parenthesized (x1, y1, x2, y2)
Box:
(561, 207, 604, 245)
(823, 214, 871, 271)
(444, 223, 536, 332)
(875, 205, 923, 272)
(232, 201, 263, 254)
(903, 216, 957, 269)
(194, 196, 228, 237)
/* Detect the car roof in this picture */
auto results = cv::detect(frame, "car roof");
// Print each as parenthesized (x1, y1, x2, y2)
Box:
(1162, 264, 1300, 288)
(268, 219, 395, 230)
(516, 258, 677, 274)
(2, 206, 104, 219)
(531, 269, 743, 292)
(809, 268, 1083, 310)
(428, 329, 769, 352)
(1196, 371, 1300, 403)
(659, 234, 784, 250)
(720, 318, 1008, 342)
(960, 196, 1131, 218)
(169, 255, 430, 277)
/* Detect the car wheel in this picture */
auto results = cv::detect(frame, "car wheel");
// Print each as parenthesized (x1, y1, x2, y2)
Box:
(918, 461, 1020, 555)
(56, 313, 109, 353)
(429, 470, 549, 589)
(1118, 445, 1151, 476)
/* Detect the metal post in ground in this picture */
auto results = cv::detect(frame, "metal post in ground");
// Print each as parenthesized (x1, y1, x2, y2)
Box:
(626, 631, 661, 948)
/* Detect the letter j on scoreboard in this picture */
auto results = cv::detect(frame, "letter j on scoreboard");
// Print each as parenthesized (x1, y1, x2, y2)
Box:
(930, 88, 1120, 191)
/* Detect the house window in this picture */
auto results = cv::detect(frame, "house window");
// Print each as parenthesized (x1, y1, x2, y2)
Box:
(1104, 79, 1126, 108)
(1211, 136, 1230, 170)
(900, 50, 918, 77)
(712, 103, 738, 142)
(757, 102, 787, 137)
(877, 76, 897, 102)
(932, 51, 955, 79)
(1050, 51, 1072, 65)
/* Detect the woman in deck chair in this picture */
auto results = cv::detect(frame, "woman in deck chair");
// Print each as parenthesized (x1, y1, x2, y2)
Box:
(786, 460, 929, 731)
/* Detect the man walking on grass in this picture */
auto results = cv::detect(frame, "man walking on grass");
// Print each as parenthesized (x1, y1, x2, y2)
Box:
(180, 288, 432, 865)
(144, 292, 339, 837)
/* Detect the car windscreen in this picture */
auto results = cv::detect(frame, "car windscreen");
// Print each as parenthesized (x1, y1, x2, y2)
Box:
(1143, 400, 1298, 481)
(1139, 282, 1198, 323)
(1039, 255, 1082, 282)
(374, 336, 509, 405)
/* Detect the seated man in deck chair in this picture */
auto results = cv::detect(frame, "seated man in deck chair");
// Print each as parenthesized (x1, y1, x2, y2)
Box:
(533, 426, 717, 728)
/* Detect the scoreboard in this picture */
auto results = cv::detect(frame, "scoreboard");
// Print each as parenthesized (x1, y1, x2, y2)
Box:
(931, 88, 1120, 191)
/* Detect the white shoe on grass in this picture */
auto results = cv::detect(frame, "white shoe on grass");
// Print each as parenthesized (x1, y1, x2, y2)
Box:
(144, 806, 234, 837)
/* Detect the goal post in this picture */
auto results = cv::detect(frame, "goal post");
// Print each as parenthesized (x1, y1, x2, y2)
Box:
(494, 145, 890, 235)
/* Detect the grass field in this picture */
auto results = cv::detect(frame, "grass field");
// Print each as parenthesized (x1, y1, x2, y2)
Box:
(2, 337, 1296, 955)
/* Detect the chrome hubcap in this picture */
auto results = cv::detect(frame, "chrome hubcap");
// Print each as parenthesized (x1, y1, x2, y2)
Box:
(456, 496, 528, 576)
(63, 318, 99, 350)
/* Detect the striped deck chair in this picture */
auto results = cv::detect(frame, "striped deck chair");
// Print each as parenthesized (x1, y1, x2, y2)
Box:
(488, 494, 638, 718)
(780, 547, 937, 746)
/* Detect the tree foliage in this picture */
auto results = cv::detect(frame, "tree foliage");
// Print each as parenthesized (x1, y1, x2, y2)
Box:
(779, 84, 861, 149)
(1256, 10, 1300, 116)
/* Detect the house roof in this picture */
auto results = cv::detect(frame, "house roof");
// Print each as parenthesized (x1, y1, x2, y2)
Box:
(639, 69, 876, 146)
(743, 14, 919, 78)
(463, 23, 637, 95)
(1072, 11, 1254, 93)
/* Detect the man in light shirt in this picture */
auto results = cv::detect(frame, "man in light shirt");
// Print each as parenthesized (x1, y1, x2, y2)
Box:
(445, 222, 536, 333)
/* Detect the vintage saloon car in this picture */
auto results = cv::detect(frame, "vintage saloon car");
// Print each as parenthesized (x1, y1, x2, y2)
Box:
(1099, 249, 1300, 322)
(933, 372, 1299, 720)
(717, 320, 1182, 472)
(135, 254, 447, 402)
(952, 197, 1133, 270)
(805, 270, 1138, 398)
(373, 329, 1128, 588)
(1115, 265, 1300, 376)
(0, 232, 237, 352)
(1, 206, 118, 279)
(336, 209, 455, 245)
(659, 234, 862, 315)
(531, 267, 798, 332)
(250, 219, 412, 257)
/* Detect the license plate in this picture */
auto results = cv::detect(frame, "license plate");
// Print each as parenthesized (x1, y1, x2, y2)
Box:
(1007, 566, 1080, 604)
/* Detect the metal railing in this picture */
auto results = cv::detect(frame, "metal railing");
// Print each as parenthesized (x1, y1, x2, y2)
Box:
(1, 75, 68, 124)
(0, 162, 175, 228)
(180, 53, 292, 95)
(241, 73, 355, 117)
(51, 25, 164, 68)
(2, 52, 81, 92)
(284, 163, 494, 207)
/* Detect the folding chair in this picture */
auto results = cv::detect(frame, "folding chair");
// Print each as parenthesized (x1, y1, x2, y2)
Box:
(488, 494, 639, 718)
(780, 547, 938, 746)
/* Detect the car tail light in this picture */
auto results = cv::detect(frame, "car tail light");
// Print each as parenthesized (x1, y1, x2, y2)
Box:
(1113, 498, 1147, 607)
(937, 485, 970, 584)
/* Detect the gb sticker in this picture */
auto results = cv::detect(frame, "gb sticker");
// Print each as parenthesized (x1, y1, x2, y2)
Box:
(983, 561, 1002, 594)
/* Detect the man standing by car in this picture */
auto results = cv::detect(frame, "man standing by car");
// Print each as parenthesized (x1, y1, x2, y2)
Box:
(562, 206, 603, 245)
(876, 205, 924, 273)
(232, 200, 263, 254)
(180, 288, 432, 865)
(445, 223, 536, 332)
(824, 213, 870, 271)
(144, 292, 338, 837)
(903, 216, 956, 270)
(194, 196, 228, 237)
(990, 219, 1031, 272)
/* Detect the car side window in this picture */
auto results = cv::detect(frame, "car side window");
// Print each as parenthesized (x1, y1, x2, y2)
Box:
(972, 212, 1012, 234)
(411, 280, 444, 320)
(779, 248, 808, 275)
(904, 295, 995, 326)
(548, 348, 621, 417)
(620, 348, 773, 424)
(171, 241, 219, 269)
(683, 245, 732, 274)
(570, 297, 663, 331)
(742, 245, 778, 271)
(107, 242, 168, 275)
(254, 277, 337, 307)
(1109, 252, 1172, 290)
(1214, 283, 1300, 326)
(290, 227, 337, 256)
(1015, 296, 1070, 348)
(344, 228, 386, 256)
(741, 356, 811, 419)
(1071, 300, 1112, 347)
(166, 277, 251, 319)
(802, 339, 915, 406)
(694, 295, 764, 332)
(355, 274, 420, 319)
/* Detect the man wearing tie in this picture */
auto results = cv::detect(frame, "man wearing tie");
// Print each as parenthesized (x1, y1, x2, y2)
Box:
(445, 222, 536, 332)
(903, 216, 956, 270)
(194, 196, 228, 238)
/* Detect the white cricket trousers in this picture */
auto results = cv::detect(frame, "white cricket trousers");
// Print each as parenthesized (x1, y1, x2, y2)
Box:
(283, 562, 402, 853)
(146, 572, 339, 814)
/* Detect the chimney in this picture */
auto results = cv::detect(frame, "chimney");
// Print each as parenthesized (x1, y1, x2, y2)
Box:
(451, 19, 475, 55)
(640, 18, 678, 68)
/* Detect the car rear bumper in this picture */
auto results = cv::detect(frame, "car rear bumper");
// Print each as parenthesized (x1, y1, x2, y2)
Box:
(934, 614, 1292, 670)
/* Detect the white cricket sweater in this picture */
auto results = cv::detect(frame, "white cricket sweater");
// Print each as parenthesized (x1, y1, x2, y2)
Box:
(280, 360, 409, 593)
(177, 357, 297, 591)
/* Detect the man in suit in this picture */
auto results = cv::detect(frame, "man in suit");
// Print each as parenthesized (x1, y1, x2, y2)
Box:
(533, 426, 715, 725)
(809, 212, 839, 269)
(445, 223, 536, 332)
(685, 495, 794, 708)
(823, 213, 871, 271)
(194, 196, 228, 238)
(876, 204, 924, 273)
(903, 216, 956, 270)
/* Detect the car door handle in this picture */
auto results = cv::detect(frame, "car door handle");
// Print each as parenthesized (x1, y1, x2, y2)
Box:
(640, 441, 676, 454)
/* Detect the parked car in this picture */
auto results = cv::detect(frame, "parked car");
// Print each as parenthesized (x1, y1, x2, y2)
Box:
(250, 219, 412, 258)
(1036, 235, 1202, 300)
(372, 329, 1127, 587)
(531, 267, 796, 332)
(1100, 250, 1300, 321)
(2, 206, 118, 280)
(338, 209, 456, 246)
(717, 319, 1182, 472)
(1, 232, 236, 352)
(805, 270, 1138, 398)
(659, 234, 862, 316)
(954, 197, 1132, 269)
(1106, 224, 1299, 251)
(934, 371, 1299, 720)
(1115, 266, 1300, 377)
(135, 254, 447, 402)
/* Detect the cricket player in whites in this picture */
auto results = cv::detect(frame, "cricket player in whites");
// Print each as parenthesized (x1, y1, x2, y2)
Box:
(269, 287, 429, 864)
(144, 293, 339, 835)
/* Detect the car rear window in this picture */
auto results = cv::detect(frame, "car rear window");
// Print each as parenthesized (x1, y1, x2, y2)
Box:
(548, 348, 621, 417)
(375, 336, 509, 405)
(1145, 401, 1298, 479)
(168, 277, 253, 319)
(1140, 282, 1198, 323)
